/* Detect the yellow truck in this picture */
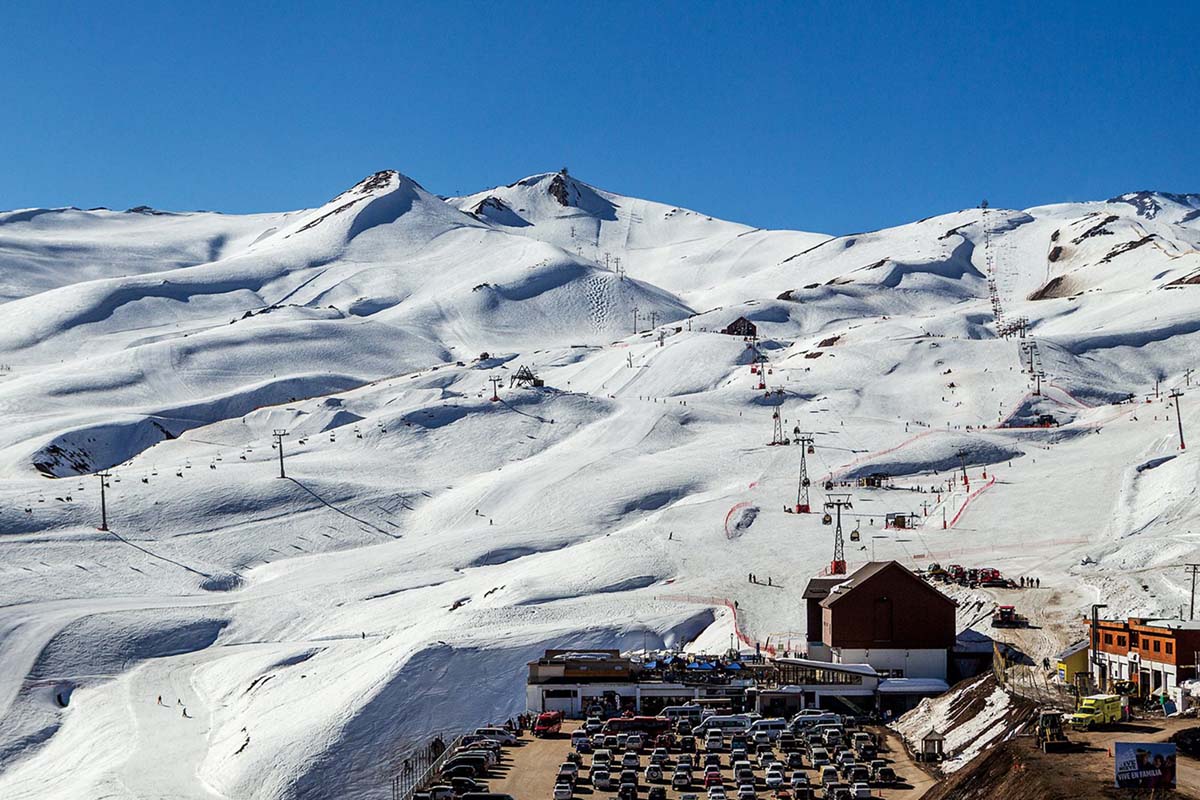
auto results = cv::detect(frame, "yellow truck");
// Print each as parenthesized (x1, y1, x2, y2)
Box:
(1067, 694, 1123, 730)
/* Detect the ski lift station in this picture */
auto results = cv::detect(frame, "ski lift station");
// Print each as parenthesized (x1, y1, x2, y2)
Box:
(527, 561, 961, 718)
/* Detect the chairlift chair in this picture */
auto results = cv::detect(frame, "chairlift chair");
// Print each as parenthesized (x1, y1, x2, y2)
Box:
(821, 513, 833, 525)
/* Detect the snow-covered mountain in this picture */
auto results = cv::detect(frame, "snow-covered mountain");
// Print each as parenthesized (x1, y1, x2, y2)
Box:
(0, 169, 1198, 799)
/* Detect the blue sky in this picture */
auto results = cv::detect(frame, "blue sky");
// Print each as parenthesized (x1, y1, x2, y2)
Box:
(2, 1, 1197, 234)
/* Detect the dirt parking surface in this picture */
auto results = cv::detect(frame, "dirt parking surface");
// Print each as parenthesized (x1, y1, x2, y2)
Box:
(490, 722, 937, 800)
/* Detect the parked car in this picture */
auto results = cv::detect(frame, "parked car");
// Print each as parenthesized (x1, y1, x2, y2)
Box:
(442, 765, 479, 781)
(459, 736, 503, 752)
(874, 766, 897, 785)
(764, 768, 784, 789)
(704, 771, 724, 788)
(618, 784, 637, 800)
(706, 787, 727, 800)
(553, 783, 572, 800)
(790, 772, 810, 790)
(677, 754, 694, 770)
(824, 784, 851, 800)
(673, 769, 692, 788)
(591, 770, 612, 790)
(622, 752, 640, 769)
(648, 787, 667, 800)
(585, 717, 604, 734)
(651, 747, 670, 765)
(645, 764, 664, 783)
(449, 777, 486, 795)
(620, 769, 639, 787)
(850, 783, 871, 799)
(555, 769, 576, 787)
(786, 751, 804, 769)
(422, 785, 456, 800)
(736, 785, 755, 800)
(818, 766, 839, 787)
(474, 727, 518, 745)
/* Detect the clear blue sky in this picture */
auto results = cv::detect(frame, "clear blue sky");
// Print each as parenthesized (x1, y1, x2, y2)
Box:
(2, 1, 1197, 234)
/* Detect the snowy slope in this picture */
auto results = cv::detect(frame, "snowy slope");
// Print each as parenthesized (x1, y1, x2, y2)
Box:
(0, 172, 1199, 799)
(451, 171, 831, 309)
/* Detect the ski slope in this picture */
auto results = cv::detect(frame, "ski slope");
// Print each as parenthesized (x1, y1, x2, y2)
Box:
(0, 171, 1198, 798)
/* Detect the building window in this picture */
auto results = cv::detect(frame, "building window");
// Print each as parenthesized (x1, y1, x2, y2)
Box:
(1166, 642, 1173, 655)
(1117, 636, 1126, 647)
(1153, 640, 1161, 653)
(1104, 634, 1113, 645)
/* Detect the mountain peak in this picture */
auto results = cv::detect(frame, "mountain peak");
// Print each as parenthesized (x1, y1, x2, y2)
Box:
(1107, 190, 1200, 219)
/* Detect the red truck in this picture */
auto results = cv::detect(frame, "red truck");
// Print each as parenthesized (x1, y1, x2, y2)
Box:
(534, 711, 563, 737)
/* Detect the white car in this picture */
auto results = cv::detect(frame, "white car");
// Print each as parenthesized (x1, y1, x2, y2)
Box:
(553, 782, 573, 800)
(764, 769, 784, 789)
(592, 770, 613, 790)
(851, 782, 872, 799)
(474, 727, 518, 745)
(706, 788, 727, 800)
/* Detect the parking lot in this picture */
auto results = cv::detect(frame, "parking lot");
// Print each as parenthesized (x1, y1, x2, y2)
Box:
(487, 721, 934, 800)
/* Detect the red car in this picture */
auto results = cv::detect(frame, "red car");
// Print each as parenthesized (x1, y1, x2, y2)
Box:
(704, 773, 725, 788)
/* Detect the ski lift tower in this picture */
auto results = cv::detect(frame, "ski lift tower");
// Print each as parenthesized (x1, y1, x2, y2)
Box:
(770, 407, 789, 446)
(510, 365, 544, 388)
(793, 429, 814, 512)
(825, 493, 853, 575)
(753, 351, 769, 391)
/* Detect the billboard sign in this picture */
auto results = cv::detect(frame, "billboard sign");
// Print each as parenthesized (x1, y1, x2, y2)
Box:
(1114, 742, 1176, 788)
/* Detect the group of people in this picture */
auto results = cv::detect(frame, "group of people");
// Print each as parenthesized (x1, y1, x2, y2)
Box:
(1020, 576, 1041, 588)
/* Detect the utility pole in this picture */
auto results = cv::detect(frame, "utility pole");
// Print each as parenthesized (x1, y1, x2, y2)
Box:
(1034, 370, 1043, 396)
(825, 494, 853, 575)
(632, 306, 639, 335)
(96, 470, 111, 531)
(648, 310, 659, 329)
(1186, 368, 1194, 388)
(793, 430, 814, 513)
(272, 430, 287, 478)
(1156, 376, 1162, 399)
(1187, 564, 1200, 620)
(1090, 603, 1108, 692)
(489, 376, 502, 402)
(1170, 388, 1186, 450)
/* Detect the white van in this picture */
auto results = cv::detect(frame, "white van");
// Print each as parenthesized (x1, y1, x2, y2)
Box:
(661, 704, 704, 723)
(695, 715, 752, 734)
(791, 712, 840, 730)
(748, 718, 788, 741)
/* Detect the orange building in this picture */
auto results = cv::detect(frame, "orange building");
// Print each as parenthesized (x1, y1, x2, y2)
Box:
(1086, 617, 1200, 700)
